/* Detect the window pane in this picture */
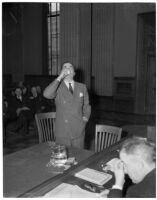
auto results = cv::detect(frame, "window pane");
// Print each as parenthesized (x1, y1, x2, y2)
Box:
(47, 3, 60, 75)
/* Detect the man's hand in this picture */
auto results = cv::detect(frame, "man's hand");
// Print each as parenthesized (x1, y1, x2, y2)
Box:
(99, 189, 110, 197)
(57, 68, 69, 82)
(16, 108, 22, 116)
(113, 159, 125, 188)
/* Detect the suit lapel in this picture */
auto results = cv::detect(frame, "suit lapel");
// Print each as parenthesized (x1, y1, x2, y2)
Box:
(61, 81, 73, 98)
(73, 82, 83, 100)
(73, 82, 78, 98)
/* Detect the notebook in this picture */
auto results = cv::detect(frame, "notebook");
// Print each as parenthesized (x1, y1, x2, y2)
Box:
(74, 168, 112, 185)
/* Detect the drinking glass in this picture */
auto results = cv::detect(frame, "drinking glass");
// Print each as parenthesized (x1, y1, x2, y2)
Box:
(51, 145, 67, 166)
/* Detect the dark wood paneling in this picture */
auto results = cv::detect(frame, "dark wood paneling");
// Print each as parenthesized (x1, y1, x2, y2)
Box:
(24, 75, 57, 90)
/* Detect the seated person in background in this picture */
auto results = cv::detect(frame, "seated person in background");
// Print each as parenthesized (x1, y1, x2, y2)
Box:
(108, 137, 156, 198)
(36, 85, 41, 95)
(8, 87, 34, 135)
(29, 86, 49, 113)
(3, 95, 9, 128)
(3, 95, 8, 116)
(22, 85, 28, 98)
(17, 81, 29, 96)
(30, 86, 38, 99)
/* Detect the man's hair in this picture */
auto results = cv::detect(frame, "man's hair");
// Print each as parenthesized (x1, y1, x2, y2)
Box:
(120, 137, 156, 164)
(15, 87, 22, 91)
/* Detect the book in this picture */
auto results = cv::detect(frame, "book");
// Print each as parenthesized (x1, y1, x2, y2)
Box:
(74, 168, 112, 186)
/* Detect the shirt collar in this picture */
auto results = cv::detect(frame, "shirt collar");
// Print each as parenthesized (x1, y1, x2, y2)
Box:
(17, 95, 22, 101)
(64, 80, 74, 88)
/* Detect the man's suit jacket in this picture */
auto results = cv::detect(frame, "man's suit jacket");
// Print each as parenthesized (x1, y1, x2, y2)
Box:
(45, 79, 91, 140)
(108, 169, 156, 198)
(8, 95, 31, 119)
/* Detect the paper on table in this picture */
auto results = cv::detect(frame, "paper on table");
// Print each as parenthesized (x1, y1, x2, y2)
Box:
(43, 183, 102, 198)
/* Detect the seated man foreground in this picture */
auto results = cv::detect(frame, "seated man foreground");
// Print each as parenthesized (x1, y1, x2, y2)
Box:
(108, 137, 156, 198)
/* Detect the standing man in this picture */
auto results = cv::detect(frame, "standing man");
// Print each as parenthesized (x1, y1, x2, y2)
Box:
(43, 62, 91, 148)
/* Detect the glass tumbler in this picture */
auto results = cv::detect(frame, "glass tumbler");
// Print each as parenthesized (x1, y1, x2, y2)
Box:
(51, 145, 67, 166)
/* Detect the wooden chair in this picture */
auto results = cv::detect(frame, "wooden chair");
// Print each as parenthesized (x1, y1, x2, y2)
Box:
(95, 124, 122, 152)
(35, 112, 56, 143)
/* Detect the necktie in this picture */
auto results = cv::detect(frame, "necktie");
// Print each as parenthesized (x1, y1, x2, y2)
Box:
(69, 83, 73, 95)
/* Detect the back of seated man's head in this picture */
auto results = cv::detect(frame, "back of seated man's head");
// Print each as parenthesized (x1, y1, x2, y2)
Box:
(119, 137, 155, 184)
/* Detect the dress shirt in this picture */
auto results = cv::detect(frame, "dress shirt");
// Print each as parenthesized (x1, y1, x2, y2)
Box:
(16, 95, 22, 101)
(64, 80, 74, 90)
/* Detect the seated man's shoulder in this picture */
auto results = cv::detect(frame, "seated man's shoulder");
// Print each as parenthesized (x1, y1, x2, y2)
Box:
(127, 169, 156, 198)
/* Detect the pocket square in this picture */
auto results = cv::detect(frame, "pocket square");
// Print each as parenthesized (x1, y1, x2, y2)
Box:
(79, 92, 83, 97)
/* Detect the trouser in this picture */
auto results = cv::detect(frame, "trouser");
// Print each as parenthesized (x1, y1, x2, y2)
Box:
(55, 135, 84, 149)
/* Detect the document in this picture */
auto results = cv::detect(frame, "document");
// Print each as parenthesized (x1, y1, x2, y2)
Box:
(43, 183, 104, 198)
(74, 168, 112, 185)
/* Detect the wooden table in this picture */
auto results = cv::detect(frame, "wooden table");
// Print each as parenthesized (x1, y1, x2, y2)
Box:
(19, 138, 126, 197)
(3, 142, 94, 197)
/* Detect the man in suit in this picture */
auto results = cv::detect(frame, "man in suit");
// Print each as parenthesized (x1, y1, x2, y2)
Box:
(43, 62, 91, 148)
(8, 87, 34, 135)
(108, 137, 156, 198)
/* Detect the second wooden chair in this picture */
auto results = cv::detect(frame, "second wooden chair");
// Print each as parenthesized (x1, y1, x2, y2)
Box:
(35, 112, 56, 143)
(95, 124, 122, 152)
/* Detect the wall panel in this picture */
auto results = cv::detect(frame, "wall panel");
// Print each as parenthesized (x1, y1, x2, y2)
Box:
(92, 4, 115, 96)
(78, 4, 91, 87)
(60, 3, 79, 69)
(60, 3, 92, 88)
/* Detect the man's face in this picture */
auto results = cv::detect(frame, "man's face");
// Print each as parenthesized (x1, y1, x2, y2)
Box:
(31, 87, 37, 97)
(63, 63, 75, 80)
(15, 88, 22, 96)
(120, 151, 144, 184)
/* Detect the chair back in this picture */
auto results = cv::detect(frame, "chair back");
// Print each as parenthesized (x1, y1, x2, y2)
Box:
(35, 112, 56, 143)
(95, 124, 122, 152)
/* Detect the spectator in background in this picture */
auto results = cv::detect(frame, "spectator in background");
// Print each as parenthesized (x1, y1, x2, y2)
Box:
(43, 62, 91, 148)
(30, 87, 38, 98)
(36, 85, 41, 95)
(3, 95, 9, 125)
(108, 137, 156, 198)
(22, 85, 28, 97)
(3, 95, 9, 143)
(29, 86, 49, 114)
(8, 87, 33, 135)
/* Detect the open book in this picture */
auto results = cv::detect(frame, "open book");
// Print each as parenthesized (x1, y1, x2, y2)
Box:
(74, 168, 112, 185)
